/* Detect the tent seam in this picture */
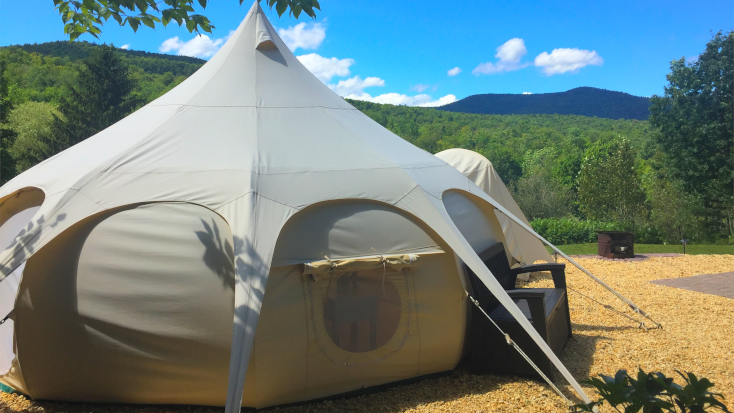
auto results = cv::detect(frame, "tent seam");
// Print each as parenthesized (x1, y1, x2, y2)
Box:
(148, 104, 359, 110)
(391, 185, 421, 206)
(215, 191, 256, 211)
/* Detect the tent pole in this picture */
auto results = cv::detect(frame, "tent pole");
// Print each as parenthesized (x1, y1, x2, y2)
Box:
(495, 210, 662, 329)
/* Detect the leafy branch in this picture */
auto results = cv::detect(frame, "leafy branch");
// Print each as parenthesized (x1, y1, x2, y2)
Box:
(53, 0, 321, 40)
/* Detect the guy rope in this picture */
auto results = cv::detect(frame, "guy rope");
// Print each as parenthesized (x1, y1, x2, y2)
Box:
(495, 209, 662, 330)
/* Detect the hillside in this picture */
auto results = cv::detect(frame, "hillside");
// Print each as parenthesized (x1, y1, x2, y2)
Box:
(439, 87, 651, 120)
(347, 99, 654, 184)
(4, 41, 204, 76)
(1, 40, 656, 188)
(0, 41, 204, 104)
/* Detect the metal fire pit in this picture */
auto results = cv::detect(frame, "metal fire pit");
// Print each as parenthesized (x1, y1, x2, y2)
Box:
(597, 231, 635, 259)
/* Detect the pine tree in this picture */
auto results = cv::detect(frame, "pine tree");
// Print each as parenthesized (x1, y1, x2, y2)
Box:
(50, 44, 140, 153)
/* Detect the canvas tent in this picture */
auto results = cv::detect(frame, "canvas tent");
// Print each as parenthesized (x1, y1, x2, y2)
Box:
(0, 3, 593, 410)
(435, 148, 553, 270)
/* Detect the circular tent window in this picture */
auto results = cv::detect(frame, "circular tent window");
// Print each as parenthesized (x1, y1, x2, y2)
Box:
(323, 270, 401, 353)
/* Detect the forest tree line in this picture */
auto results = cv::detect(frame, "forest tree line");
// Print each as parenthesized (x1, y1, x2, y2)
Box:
(0, 32, 731, 244)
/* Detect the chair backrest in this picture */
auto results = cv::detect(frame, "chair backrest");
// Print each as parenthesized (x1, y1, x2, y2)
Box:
(465, 242, 515, 297)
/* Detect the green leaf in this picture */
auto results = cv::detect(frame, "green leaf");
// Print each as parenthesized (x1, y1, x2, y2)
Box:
(128, 17, 140, 32)
(141, 17, 155, 28)
(198, 0, 207, 9)
(161, 9, 172, 25)
(291, 4, 302, 18)
(275, 0, 287, 16)
(171, 10, 184, 25)
(185, 18, 196, 32)
(134, 0, 148, 13)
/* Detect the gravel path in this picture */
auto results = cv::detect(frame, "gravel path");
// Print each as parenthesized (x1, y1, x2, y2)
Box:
(2, 254, 732, 413)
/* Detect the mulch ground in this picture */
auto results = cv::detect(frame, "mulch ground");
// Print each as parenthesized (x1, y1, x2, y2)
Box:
(2, 254, 732, 413)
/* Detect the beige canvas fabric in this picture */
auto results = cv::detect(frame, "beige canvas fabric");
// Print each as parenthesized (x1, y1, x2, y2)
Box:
(436, 148, 553, 267)
(11, 203, 236, 405)
(4, 201, 467, 408)
(0, 2, 590, 410)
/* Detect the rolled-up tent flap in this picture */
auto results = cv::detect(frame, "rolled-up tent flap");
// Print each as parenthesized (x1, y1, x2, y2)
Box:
(302, 253, 422, 277)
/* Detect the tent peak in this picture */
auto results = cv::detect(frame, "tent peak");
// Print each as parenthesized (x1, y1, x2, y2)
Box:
(253, 2, 278, 50)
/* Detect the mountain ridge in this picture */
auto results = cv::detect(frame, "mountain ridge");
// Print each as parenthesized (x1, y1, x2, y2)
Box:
(1, 41, 205, 77)
(439, 87, 651, 120)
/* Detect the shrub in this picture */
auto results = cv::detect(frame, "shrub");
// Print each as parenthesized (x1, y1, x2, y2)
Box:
(530, 218, 664, 245)
(572, 368, 730, 413)
(530, 218, 618, 245)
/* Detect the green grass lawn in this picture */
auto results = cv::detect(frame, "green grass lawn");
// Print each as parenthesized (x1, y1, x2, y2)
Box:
(546, 243, 733, 256)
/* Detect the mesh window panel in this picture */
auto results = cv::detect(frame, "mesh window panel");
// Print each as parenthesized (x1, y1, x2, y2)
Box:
(323, 270, 401, 353)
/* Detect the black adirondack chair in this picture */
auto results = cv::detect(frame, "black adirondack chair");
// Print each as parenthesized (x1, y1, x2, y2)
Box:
(464, 242, 572, 379)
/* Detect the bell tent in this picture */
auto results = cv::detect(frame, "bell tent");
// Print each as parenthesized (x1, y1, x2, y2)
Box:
(0, 3, 593, 410)
(435, 148, 553, 269)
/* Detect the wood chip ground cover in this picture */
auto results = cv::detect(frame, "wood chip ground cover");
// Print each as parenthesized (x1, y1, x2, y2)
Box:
(2, 255, 732, 413)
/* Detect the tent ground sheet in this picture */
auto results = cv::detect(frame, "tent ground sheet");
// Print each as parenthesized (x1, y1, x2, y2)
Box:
(2, 254, 732, 413)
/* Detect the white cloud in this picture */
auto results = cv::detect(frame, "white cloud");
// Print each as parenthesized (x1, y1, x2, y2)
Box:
(353, 93, 456, 107)
(120, 44, 130, 50)
(159, 31, 233, 59)
(496, 38, 527, 62)
(344, 91, 456, 107)
(278, 22, 326, 51)
(523, 92, 532, 94)
(419, 94, 457, 107)
(534, 48, 603, 75)
(330, 76, 385, 96)
(411, 84, 430, 92)
(473, 38, 530, 75)
(328, 76, 455, 107)
(447, 67, 462, 76)
(297, 53, 354, 83)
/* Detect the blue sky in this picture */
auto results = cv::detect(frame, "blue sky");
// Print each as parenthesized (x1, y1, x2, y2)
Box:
(1, 0, 731, 106)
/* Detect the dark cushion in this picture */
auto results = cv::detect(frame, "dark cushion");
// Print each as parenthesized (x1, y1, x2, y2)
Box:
(486, 288, 565, 321)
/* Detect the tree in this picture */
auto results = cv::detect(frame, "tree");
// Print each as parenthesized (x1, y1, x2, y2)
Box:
(643, 168, 701, 243)
(7, 102, 60, 174)
(577, 137, 646, 225)
(512, 147, 575, 220)
(649, 31, 733, 238)
(0, 61, 17, 185)
(484, 146, 522, 186)
(50, 44, 140, 153)
(53, 0, 321, 40)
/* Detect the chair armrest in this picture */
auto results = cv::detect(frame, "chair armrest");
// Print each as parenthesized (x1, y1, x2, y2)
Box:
(511, 263, 567, 289)
(506, 289, 546, 300)
(506, 289, 548, 339)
